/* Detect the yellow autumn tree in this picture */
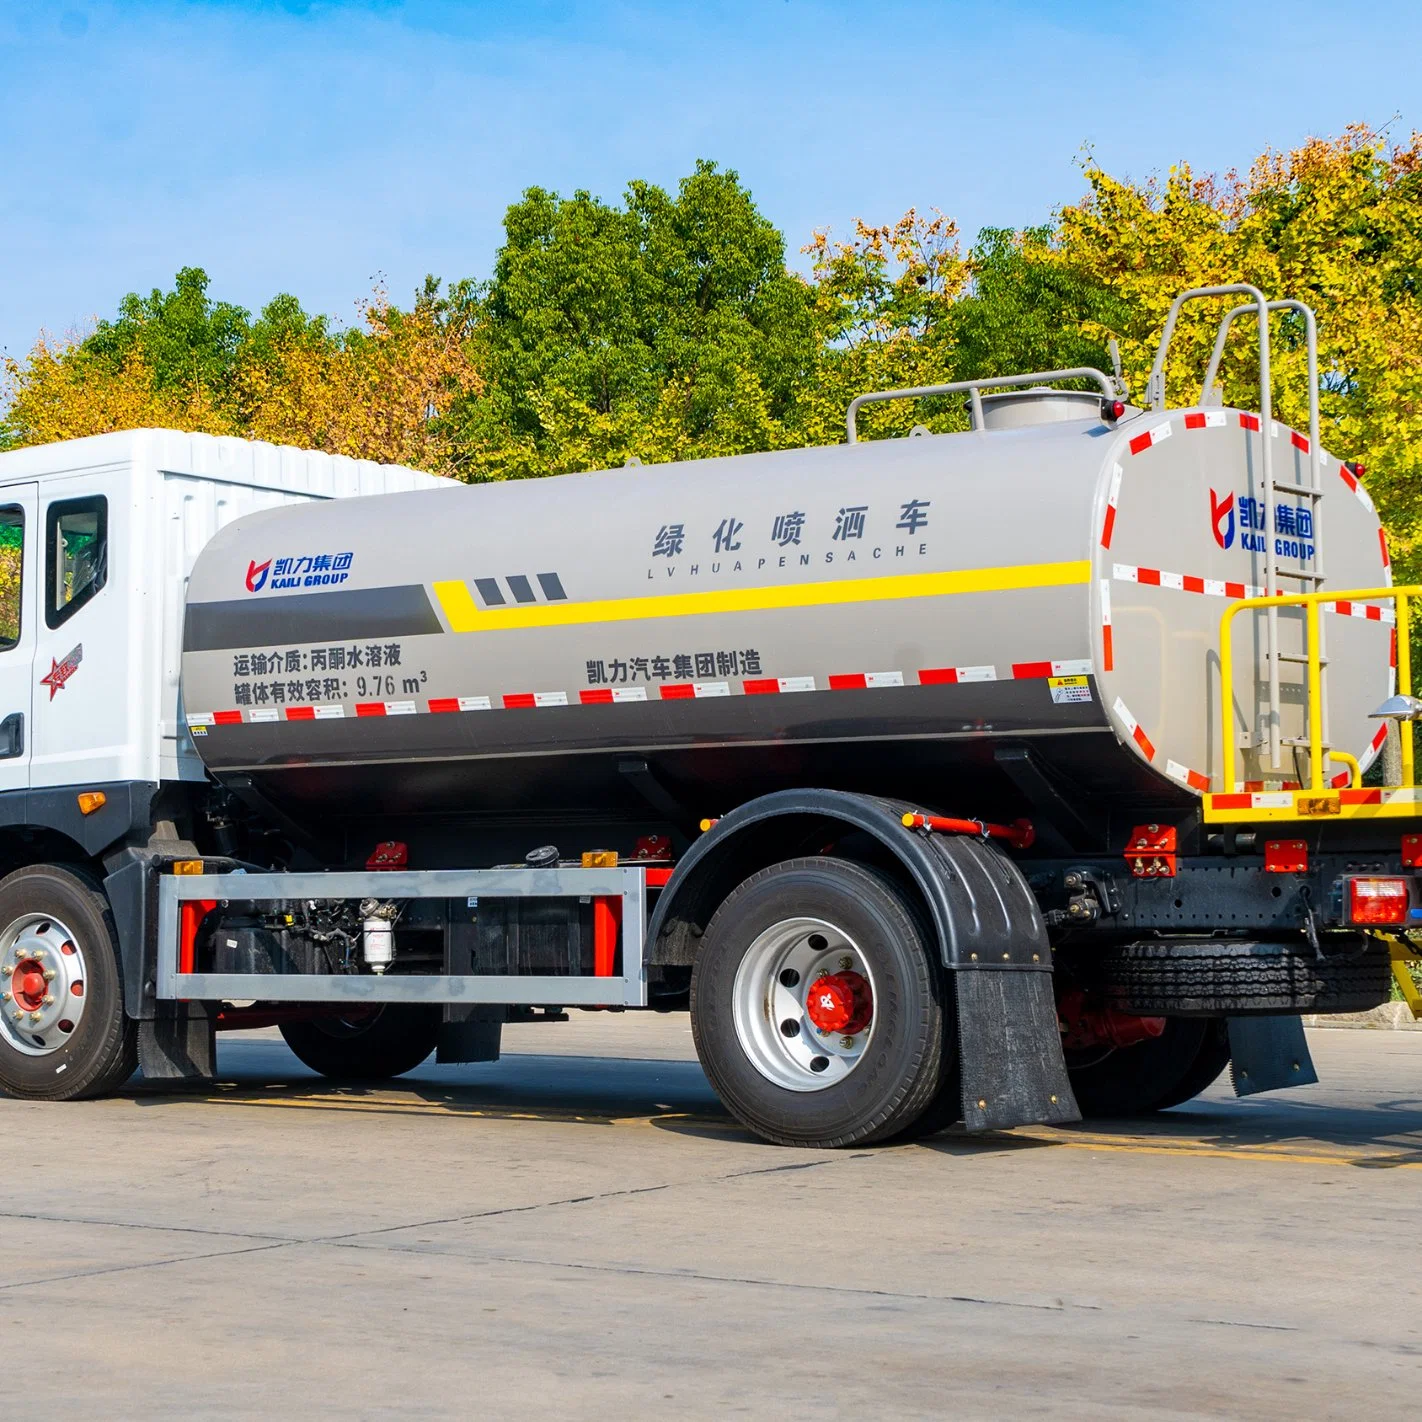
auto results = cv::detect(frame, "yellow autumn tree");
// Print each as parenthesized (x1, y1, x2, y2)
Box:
(1052, 124, 1422, 576)
(239, 281, 482, 472)
(1, 275, 482, 478)
(2, 336, 235, 445)
(795, 210, 970, 445)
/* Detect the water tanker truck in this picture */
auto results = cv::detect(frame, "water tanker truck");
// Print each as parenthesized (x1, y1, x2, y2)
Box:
(0, 284, 1418, 1146)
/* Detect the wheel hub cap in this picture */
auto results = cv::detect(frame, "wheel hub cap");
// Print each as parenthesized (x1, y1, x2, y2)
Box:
(0, 917, 86, 1057)
(730, 917, 879, 1093)
(804, 971, 872, 1036)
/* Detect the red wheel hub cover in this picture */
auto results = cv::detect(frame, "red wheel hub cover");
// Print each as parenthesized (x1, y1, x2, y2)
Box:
(804, 971, 873, 1036)
(11, 960, 45, 1011)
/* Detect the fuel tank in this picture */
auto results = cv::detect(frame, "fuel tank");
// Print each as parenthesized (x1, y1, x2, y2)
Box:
(180, 408, 1392, 825)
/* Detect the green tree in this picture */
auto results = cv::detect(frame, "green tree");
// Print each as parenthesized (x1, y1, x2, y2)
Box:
(946, 226, 1130, 386)
(454, 159, 820, 477)
(82, 266, 257, 399)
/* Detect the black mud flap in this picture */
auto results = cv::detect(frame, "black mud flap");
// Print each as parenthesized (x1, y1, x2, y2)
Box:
(437, 1005, 503, 1064)
(957, 970, 1081, 1130)
(137, 1002, 217, 1082)
(1226, 1014, 1318, 1096)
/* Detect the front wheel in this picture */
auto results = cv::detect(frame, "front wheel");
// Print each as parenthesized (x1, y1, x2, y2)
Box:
(691, 858, 948, 1148)
(280, 1004, 441, 1080)
(0, 864, 136, 1100)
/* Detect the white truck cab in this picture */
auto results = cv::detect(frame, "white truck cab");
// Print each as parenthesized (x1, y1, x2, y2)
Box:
(0, 429, 443, 805)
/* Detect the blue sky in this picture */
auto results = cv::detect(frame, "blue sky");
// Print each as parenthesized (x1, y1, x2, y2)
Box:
(2, 0, 1420, 358)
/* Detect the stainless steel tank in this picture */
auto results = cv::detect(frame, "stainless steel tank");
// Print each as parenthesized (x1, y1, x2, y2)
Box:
(180, 406, 1391, 823)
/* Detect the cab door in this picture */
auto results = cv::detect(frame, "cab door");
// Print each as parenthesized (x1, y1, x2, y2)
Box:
(0, 484, 38, 792)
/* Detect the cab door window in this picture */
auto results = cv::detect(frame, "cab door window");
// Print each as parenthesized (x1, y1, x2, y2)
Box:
(0, 506, 22, 649)
(46, 496, 107, 629)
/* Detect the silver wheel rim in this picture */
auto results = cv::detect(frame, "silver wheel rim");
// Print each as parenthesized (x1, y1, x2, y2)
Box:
(0, 914, 87, 1057)
(731, 916, 877, 1093)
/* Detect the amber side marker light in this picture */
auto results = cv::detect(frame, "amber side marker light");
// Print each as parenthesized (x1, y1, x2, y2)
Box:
(76, 791, 106, 816)
(172, 860, 205, 876)
(1349, 877, 1409, 926)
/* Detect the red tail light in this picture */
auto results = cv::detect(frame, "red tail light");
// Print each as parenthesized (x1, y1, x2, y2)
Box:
(1102, 398, 1126, 421)
(1348, 877, 1409, 925)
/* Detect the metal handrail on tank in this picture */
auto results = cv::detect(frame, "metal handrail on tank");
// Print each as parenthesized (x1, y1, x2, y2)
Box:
(844, 367, 1116, 444)
(1218, 584, 1417, 796)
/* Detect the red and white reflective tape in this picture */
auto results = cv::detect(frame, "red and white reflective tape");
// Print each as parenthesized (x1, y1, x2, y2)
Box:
(1166, 759, 1211, 792)
(659, 681, 733, 700)
(1361, 721, 1389, 773)
(580, 685, 651, 704)
(918, 664, 997, 684)
(744, 675, 817, 695)
(1127, 421, 1173, 456)
(1111, 696, 1156, 761)
(1100, 461, 1123, 549)
(1114, 563, 1395, 622)
(827, 671, 906, 690)
(1099, 579, 1113, 673)
(430, 695, 494, 712)
(1183, 411, 1228, 432)
(1337, 461, 1376, 513)
(501, 691, 570, 709)
(187, 656, 1098, 730)
(1114, 563, 1264, 600)
(1327, 599, 1395, 623)
(1011, 658, 1093, 679)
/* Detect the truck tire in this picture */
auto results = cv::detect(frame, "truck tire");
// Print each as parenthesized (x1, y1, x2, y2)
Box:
(1099, 939, 1391, 1016)
(0, 864, 137, 1101)
(690, 857, 948, 1148)
(1067, 1017, 1215, 1117)
(1152, 1019, 1232, 1110)
(279, 1004, 441, 1080)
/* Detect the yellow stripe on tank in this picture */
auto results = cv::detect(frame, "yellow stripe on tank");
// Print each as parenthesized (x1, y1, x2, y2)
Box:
(432, 559, 1092, 633)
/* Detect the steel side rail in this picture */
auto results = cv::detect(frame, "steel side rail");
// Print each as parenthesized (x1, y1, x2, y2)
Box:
(156, 867, 649, 1008)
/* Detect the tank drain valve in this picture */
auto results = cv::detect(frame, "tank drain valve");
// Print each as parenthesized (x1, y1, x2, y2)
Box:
(359, 898, 399, 975)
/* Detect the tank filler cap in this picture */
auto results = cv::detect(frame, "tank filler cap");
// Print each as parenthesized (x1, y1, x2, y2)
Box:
(976, 388, 1131, 431)
(525, 845, 561, 868)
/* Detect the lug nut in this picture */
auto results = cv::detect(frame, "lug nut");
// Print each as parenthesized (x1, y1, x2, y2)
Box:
(42, 970, 55, 982)
(28, 1011, 41, 1022)
(0, 992, 9, 1003)
(41, 995, 54, 1006)
(838, 955, 853, 971)
(839, 1035, 855, 1048)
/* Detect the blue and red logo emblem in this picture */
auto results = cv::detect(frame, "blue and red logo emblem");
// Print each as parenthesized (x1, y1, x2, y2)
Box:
(1210, 489, 1236, 550)
(245, 559, 272, 593)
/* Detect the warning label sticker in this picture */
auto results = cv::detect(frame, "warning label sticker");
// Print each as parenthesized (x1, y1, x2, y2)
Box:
(1049, 675, 1092, 705)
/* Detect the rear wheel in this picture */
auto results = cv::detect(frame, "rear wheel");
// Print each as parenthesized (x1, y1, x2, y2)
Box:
(0, 864, 136, 1100)
(691, 858, 948, 1148)
(279, 1004, 440, 1080)
(1066, 1017, 1216, 1117)
(1153, 1019, 1232, 1110)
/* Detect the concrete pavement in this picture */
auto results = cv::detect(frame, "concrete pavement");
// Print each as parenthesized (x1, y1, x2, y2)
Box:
(1, 1018, 1419, 1418)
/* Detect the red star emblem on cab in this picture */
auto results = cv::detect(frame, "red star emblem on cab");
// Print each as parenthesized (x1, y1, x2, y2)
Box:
(40, 644, 83, 701)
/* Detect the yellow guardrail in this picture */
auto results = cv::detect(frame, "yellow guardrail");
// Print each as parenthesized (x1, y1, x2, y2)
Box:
(1219, 584, 1418, 796)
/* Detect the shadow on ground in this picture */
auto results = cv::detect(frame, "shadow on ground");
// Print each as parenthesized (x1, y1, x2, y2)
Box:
(117, 1031, 1422, 1164)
